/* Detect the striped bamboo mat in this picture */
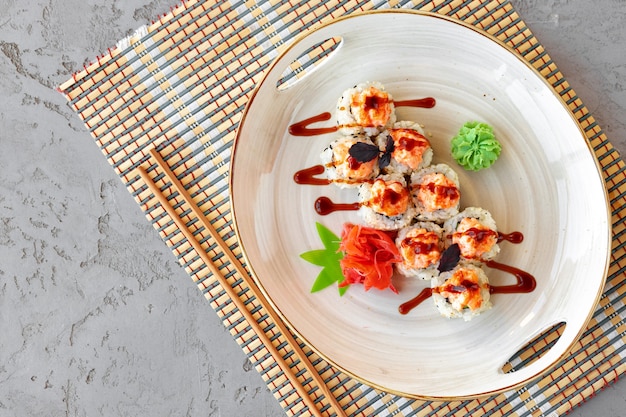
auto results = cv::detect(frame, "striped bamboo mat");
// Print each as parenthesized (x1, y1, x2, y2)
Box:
(59, 0, 626, 416)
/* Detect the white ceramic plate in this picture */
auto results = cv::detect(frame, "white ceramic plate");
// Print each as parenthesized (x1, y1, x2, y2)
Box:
(230, 11, 610, 399)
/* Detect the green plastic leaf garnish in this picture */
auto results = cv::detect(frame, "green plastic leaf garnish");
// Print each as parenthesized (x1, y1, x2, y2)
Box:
(451, 121, 501, 171)
(300, 222, 347, 295)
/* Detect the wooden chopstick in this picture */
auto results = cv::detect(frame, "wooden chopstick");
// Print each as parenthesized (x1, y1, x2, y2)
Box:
(136, 147, 346, 417)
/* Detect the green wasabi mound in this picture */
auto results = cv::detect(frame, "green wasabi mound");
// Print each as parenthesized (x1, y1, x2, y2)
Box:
(450, 121, 502, 171)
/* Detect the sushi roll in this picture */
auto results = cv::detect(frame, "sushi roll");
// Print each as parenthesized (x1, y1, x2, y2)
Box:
(443, 207, 500, 262)
(431, 262, 492, 321)
(395, 222, 444, 280)
(320, 134, 379, 187)
(358, 173, 414, 230)
(336, 81, 396, 136)
(410, 164, 461, 223)
(375, 121, 433, 175)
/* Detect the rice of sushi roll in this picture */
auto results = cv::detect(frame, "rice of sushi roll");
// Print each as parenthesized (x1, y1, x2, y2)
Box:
(395, 222, 444, 280)
(375, 121, 433, 175)
(336, 81, 396, 136)
(443, 207, 500, 262)
(320, 134, 379, 187)
(410, 163, 461, 223)
(358, 173, 414, 230)
(431, 262, 492, 321)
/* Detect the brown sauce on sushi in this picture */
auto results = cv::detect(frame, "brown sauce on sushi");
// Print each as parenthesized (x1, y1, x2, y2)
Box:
(398, 264, 536, 315)
(288, 97, 436, 137)
(401, 239, 439, 255)
(440, 279, 480, 294)
(375, 188, 405, 208)
(397, 134, 428, 152)
(398, 232, 537, 314)
(292, 89, 536, 317)
(347, 156, 363, 170)
(295, 165, 373, 187)
(363, 94, 387, 111)
(458, 227, 498, 244)
(449, 229, 523, 244)
(417, 182, 460, 204)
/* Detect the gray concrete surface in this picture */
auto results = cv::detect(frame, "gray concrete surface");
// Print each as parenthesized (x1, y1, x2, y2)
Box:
(0, 0, 624, 416)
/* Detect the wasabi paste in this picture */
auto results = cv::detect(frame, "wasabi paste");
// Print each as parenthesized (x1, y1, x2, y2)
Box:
(450, 122, 501, 171)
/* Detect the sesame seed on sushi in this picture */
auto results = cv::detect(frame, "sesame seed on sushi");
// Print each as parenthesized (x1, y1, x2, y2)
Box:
(395, 222, 444, 280)
(336, 81, 396, 137)
(358, 173, 414, 230)
(375, 121, 433, 175)
(320, 134, 380, 188)
(443, 207, 500, 263)
(410, 163, 461, 223)
(431, 262, 492, 321)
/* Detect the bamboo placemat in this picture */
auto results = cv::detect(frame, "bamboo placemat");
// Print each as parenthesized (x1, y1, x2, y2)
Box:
(58, 0, 626, 416)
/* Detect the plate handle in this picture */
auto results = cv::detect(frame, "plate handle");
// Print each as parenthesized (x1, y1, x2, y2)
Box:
(275, 36, 343, 91)
(261, 32, 345, 93)
(495, 320, 570, 384)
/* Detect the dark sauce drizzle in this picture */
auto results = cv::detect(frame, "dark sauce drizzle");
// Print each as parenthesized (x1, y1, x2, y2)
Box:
(294, 165, 331, 186)
(289, 96, 536, 314)
(288, 98, 436, 137)
(485, 260, 536, 294)
(398, 288, 433, 315)
(295, 165, 370, 188)
(314, 197, 360, 216)
(498, 231, 524, 244)
(398, 236, 536, 315)
(394, 97, 436, 109)
(311, 198, 534, 302)
(288, 112, 336, 136)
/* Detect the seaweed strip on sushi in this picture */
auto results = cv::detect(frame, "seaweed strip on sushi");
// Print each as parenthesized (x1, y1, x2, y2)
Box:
(443, 207, 500, 262)
(336, 81, 396, 136)
(395, 222, 444, 280)
(375, 121, 433, 175)
(431, 262, 492, 321)
(410, 163, 461, 223)
(358, 173, 414, 230)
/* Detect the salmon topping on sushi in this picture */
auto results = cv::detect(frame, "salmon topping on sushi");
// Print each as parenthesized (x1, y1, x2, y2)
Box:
(435, 267, 486, 311)
(389, 128, 431, 170)
(330, 137, 378, 182)
(399, 228, 442, 269)
(366, 178, 410, 217)
(452, 217, 498, 260)
(414, 172, 460, 212)
(349, 85, 394, 129)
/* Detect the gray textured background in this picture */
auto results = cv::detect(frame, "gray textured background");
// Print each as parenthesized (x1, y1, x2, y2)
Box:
(0, 1, 624, 416)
